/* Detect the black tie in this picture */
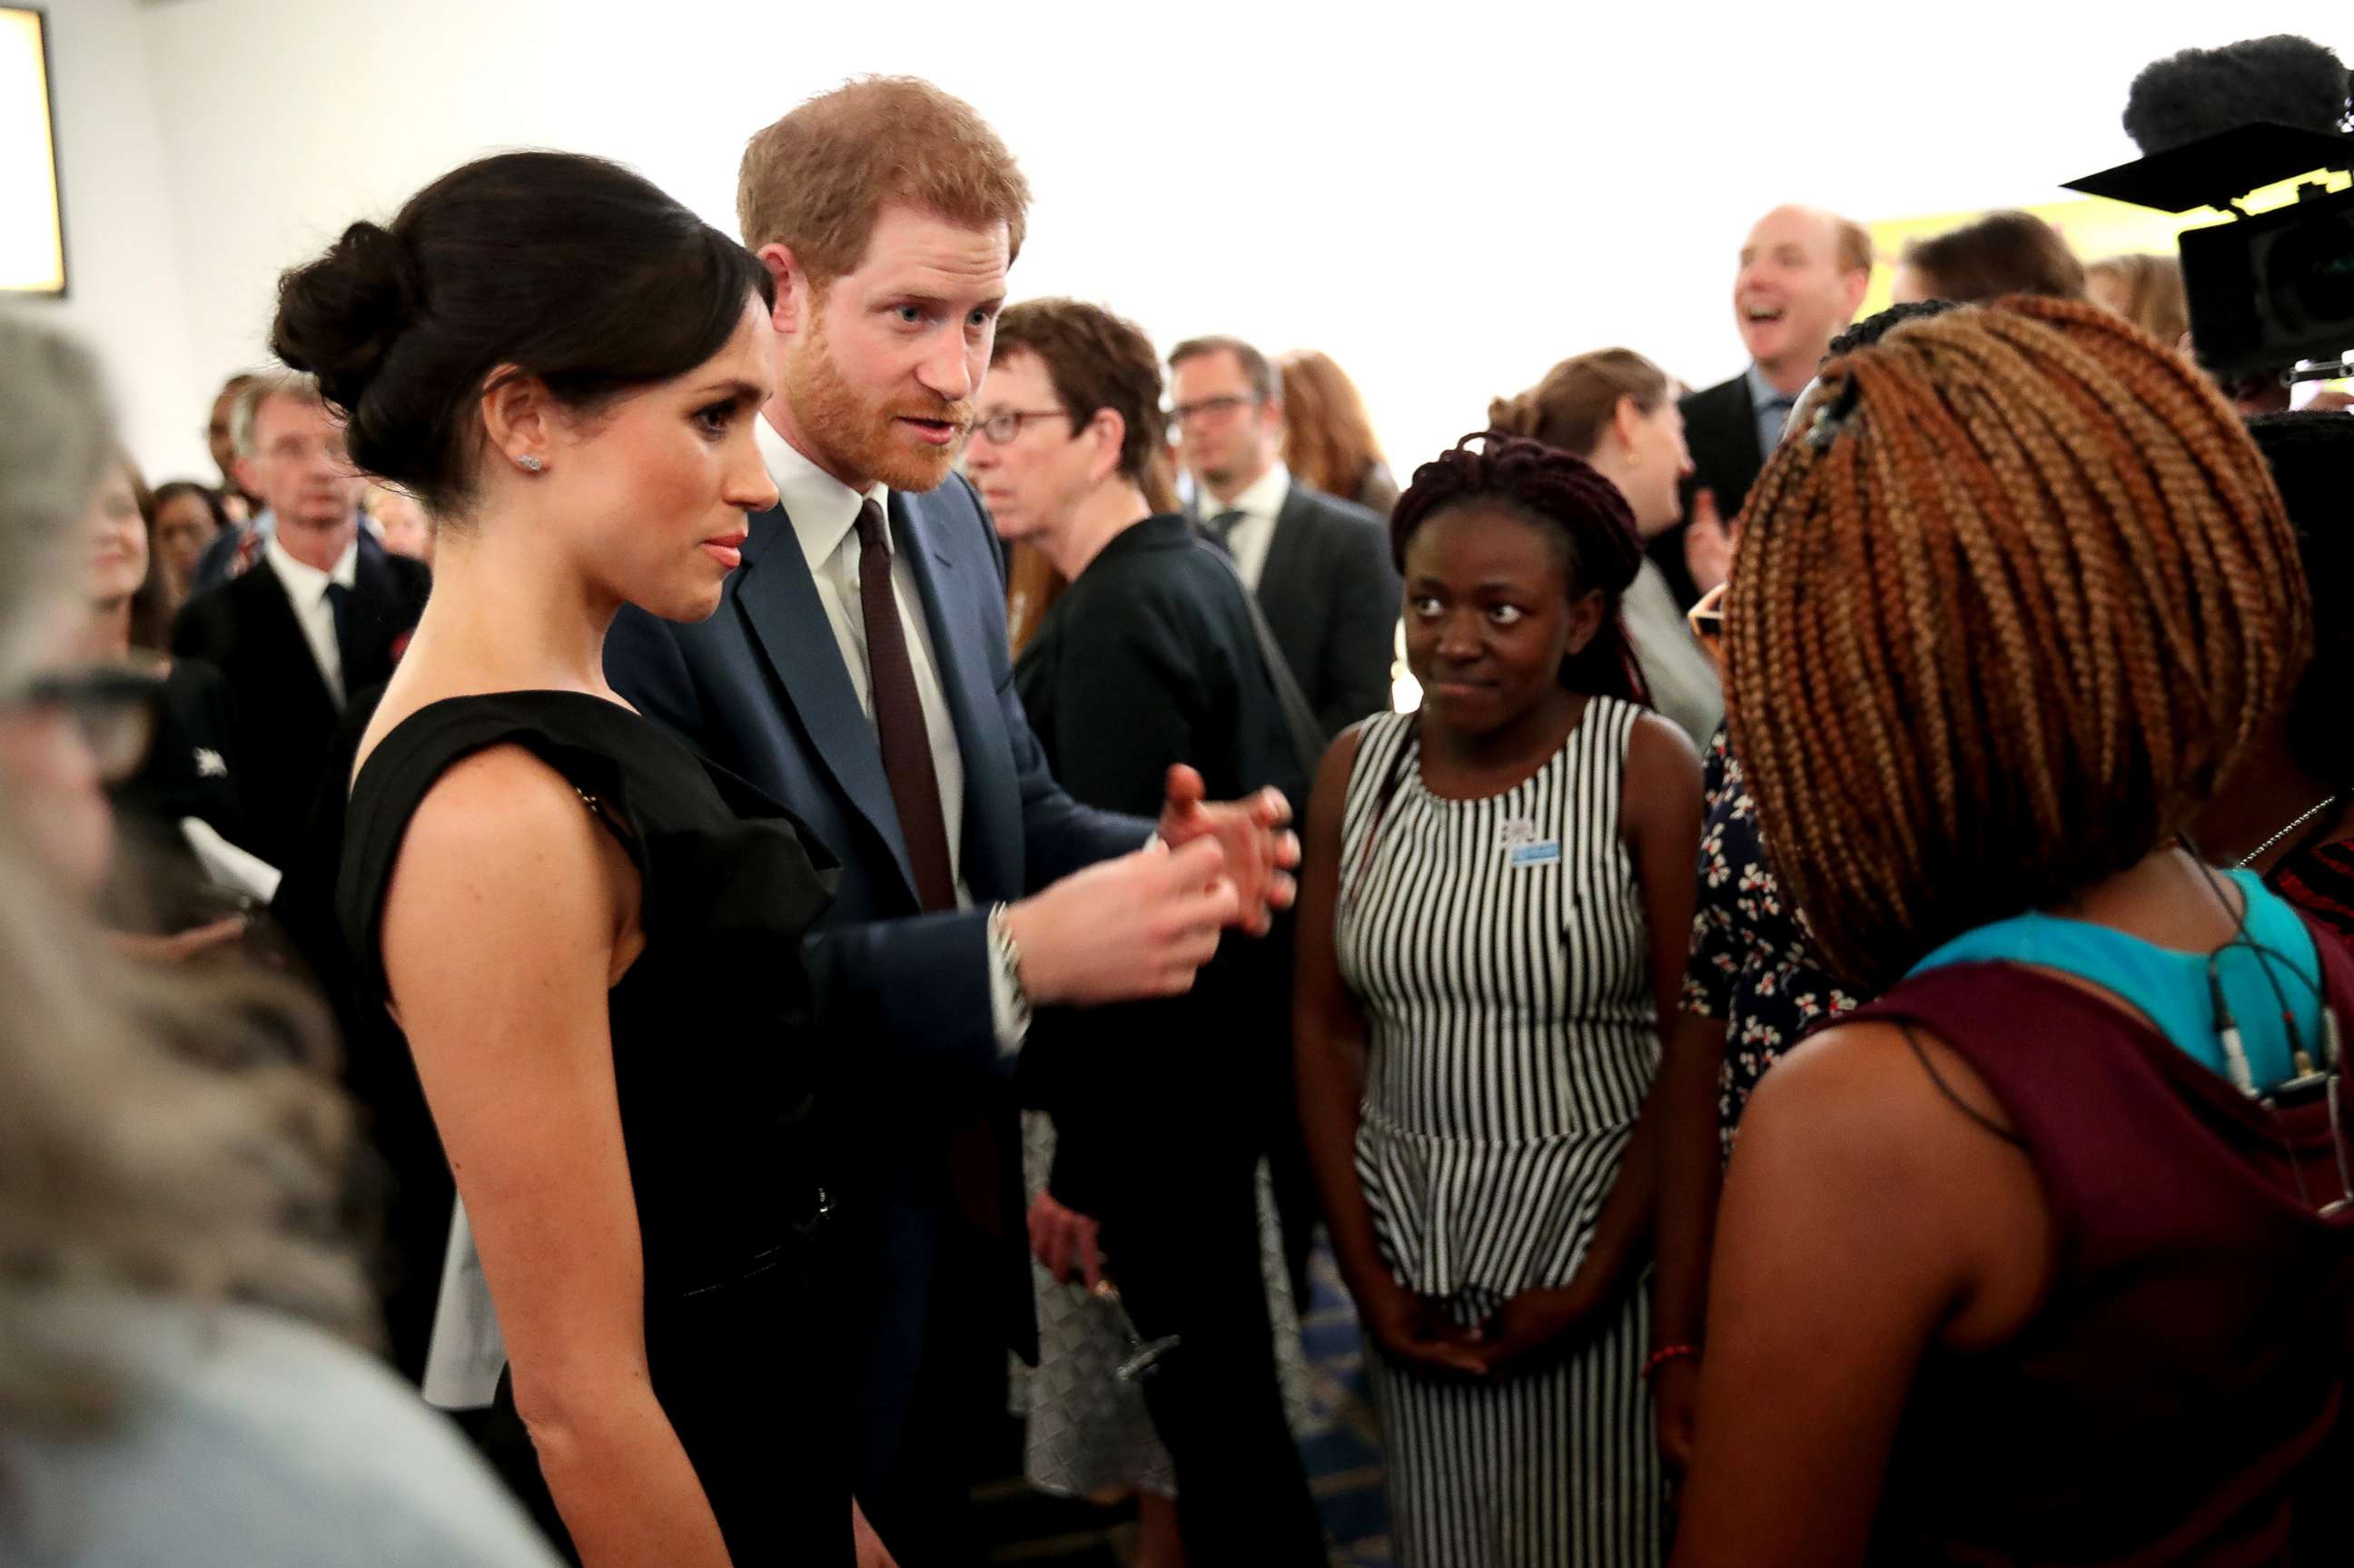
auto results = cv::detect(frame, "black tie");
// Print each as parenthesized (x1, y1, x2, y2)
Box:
(322, 581, 354, 685)
(1203, 508, 1246, 555)
(855, 500, 957, 912)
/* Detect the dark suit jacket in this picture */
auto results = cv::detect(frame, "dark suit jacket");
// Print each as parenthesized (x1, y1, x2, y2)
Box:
(190, 513, 256, 595)
(603, 471, 1148, 1504)
(1660, 370, 1769, 607)
(169, 532, 430, 869)
(1254, 482, 1400, 740)
(1011, 517, 1311, 1216)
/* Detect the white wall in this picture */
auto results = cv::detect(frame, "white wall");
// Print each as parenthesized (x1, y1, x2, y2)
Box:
(30, 0, 2354, 482)
(25, 0, 204, 477)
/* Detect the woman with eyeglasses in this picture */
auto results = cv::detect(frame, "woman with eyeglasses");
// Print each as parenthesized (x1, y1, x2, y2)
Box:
(1292, 432, 1704, 1567)
(964, 298, 1327, 1566)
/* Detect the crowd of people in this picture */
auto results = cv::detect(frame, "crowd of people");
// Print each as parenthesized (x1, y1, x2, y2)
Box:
(5, 36, 2354, 1568)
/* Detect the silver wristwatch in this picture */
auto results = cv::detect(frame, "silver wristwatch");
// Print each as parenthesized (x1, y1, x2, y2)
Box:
(988, 902, 1033, 1037)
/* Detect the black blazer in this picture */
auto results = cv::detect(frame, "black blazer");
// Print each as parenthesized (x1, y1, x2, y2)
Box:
(1251, 480, 1400, 740)
(1659, 370, 1769, 607)
(170, 532, 430, 869)
(1012, 517, 1311, 1212)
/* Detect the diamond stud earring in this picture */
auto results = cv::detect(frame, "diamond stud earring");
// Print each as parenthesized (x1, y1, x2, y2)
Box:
(518, 455, 545, 473)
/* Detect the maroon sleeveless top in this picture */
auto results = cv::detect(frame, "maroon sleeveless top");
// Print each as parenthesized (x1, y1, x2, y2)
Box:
(1854, 920, 2354, 1565)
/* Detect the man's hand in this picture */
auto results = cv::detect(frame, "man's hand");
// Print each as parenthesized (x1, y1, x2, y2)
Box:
(1003, 838, 1239, 1007)
(1028, 1190, 1105, 1291)
(1155, 764, 1300, 937)
(1683, 487, 1736, 598)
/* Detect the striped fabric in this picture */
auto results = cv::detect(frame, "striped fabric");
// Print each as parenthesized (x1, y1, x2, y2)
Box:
(1336, 703, 1663, 1566)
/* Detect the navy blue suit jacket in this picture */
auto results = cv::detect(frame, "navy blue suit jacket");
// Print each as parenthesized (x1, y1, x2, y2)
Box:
(604, 470, 1147, 1499)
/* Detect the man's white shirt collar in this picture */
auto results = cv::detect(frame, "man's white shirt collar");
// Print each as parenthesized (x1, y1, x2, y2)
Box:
(757, 413, 893, 573)
(263, 527, 359, 597)
(1212, 460, 1291, 524)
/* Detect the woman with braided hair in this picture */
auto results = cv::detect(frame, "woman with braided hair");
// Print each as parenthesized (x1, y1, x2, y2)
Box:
(1295, 432, 1704, 1565)
(1669, 298, 2354, 1565)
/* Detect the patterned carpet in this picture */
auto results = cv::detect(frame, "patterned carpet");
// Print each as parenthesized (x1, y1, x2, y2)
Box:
(976, 1245, 1392, 1565)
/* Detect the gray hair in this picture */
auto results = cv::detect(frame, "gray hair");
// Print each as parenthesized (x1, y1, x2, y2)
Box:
(0, 316, 114, 685)
(229, 370, 324, 459)
(0, 321, 370, 1435)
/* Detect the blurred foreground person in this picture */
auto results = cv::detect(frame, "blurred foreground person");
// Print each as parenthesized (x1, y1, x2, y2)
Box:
(0, 317, 557, 1568)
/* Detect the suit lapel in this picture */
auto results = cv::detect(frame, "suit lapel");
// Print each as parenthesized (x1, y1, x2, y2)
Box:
(895, 488, 1012, 897)
(344, 536, 397, 689)
(237, 560, 338, 714)
(1724, 376, 1766, 479)
(1255, 481, 1313, 623)
(732, 504, 915, 895)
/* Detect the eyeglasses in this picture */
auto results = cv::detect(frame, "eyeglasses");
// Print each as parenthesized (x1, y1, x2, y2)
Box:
(262, 432, 351, 468)
(3, 666, 163, 782)
(972, 408, 1073, 446)
(1164, 393, 1262, 436)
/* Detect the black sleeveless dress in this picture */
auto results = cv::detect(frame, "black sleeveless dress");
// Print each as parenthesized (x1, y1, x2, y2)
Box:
(335, 691, 850, 1566)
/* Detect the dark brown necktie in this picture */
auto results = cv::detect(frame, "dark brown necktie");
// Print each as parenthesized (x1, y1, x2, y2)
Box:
(856, 498, 956, 912)
(858, 502, 1013, 1250)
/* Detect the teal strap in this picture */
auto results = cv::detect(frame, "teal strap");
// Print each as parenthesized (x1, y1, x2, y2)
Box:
(1909, 873, 2320, 1092)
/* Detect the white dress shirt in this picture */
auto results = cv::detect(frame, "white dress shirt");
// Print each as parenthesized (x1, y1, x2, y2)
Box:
(263, 528, 360, 707)
(756, 417, 1025, 1048)
(1203, 461, 1291, 591)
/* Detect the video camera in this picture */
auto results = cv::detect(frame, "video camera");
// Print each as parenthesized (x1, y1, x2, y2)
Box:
(2066, 39, 2354, 383)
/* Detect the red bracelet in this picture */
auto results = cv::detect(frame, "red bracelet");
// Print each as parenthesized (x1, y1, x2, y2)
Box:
(1641, 1344, 1699, 1382)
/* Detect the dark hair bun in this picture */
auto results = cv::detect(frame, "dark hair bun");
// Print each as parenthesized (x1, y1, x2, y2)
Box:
(265, 153, 773, 516)
(271, 221, 423, 420)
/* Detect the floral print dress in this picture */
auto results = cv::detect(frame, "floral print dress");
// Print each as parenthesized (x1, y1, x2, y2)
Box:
(1681, 727, 1865, 1159)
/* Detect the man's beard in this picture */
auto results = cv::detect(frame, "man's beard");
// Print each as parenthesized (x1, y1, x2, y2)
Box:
(784, 313, 972, 494)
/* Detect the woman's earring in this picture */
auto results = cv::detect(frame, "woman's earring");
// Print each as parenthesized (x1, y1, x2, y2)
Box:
(517, 454, 546, 474)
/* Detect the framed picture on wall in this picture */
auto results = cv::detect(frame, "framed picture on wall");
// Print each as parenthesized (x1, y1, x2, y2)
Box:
(0, 5, 64, 296)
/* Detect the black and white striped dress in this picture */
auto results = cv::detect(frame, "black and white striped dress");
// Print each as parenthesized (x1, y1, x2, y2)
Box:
(1337, 702, 1663, 1566)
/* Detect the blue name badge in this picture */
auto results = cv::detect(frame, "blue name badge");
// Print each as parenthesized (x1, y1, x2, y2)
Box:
(1508, 840, 1561, 868)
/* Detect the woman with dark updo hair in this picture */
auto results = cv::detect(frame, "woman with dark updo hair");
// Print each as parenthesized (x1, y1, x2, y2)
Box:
(280, 151, 858, 1566)
(1293, 433, 1704, 1565)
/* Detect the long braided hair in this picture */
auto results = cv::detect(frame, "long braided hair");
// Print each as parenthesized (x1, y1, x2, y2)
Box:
(1391, 432, 1651, 705)
(1725, 296, 2308, 991)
